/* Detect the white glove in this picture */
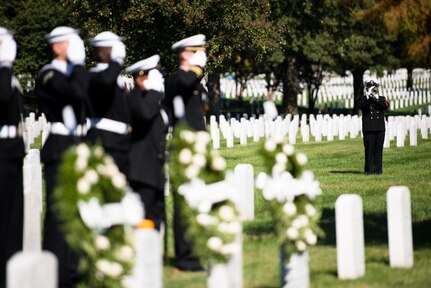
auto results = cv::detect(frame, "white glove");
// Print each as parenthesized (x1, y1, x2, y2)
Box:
(189, 50, 207, 68)
(111, 41, 126, 66)
(0, 36, 17, 65)
(143, 69, 164, 92)
(67, 34, 86, 65)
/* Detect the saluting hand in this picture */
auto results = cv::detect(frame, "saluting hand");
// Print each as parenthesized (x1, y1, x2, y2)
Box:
(111, 41, 126, 66)
(67, 34, 86, 65)
(143, 69, 164, 92)
(0, 36, 16, 65)
(189, 51, 207, 68)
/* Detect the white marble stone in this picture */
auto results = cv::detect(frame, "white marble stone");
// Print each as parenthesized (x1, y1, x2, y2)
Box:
(335, 194, 365, 279)
(234, 164, 254, 221)
(387, 186, 414, 268)
(7, 251, 57, 288)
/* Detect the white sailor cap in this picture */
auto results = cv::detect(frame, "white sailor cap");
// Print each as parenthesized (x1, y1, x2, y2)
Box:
(0, 27, 13, 40)
(171, 34, 206, 52)
(126, 54, 160, 76)
(45, 26, 79, 44)
(364, 77, 380, 87)
(89, 31, 123, 47)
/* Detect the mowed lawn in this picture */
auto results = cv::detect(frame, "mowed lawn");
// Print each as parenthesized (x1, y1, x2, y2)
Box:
(164, 135, 431, 288)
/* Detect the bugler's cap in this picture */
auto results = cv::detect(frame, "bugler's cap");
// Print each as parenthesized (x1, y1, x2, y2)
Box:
(171, 34, 206, 52)
(364, 77, 380, 87)
(0, 27, 13, 40)
(126, 54, 160, 76)
(89, 31, 123, 47)
(45, 26, 79, 44)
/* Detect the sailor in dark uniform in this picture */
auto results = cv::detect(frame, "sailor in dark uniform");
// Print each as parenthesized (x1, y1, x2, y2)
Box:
(35, 26, 88, 287)
(85, 31, 131, 175)
(126, 55, 168, 230)
(0, 27, 25, 288)
(357, 78, 389, 175)
(164, 34, 208, 271)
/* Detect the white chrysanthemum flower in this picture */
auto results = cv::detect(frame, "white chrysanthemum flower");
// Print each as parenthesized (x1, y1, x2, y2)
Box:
(219, 243, 240, 255)
(194, 142, 207, 154)
(272, 163, 286, 176)
(296, 152, 308, 166)
(295, 240, 307, 251)
(207, 236, 223, 251)
(211, 156, 226, 171)
(219, 205, 235, 222)
(305, 203, 317, 217)
(196, 131, 211, 145)
(76, 143, 91, 159)
(276, 152, 288, 164)
(107, 262, 123, 277)
(178, 148, 193, 165)
(77, 178, 91, 195)
(96, 164, 106, 175)
(184, 164, 200, 179)
(95, 235, 111, 251)
(96, 259, 111, 275)
(282, 202, 297, 216)
(198, 201, 212, 214)
(112, 173, 126, 189)
(105, 163, 119, 178)
(264, 139, 276, 152)
(180, 130, 196, 143)
(94, 146, 104, 158)
(292, 215, 309, 229)
(286, 227, 299, 240)
(196, 213, 219, 226)
(117, 245, 134, 261)
(75, 157, 88, 172)
(192, 154, 206, 167)
(84, 169, 99, 184)
(282, 144, 295, 156)
(304, 229, 317, 245)
(103, 155, 115, 166)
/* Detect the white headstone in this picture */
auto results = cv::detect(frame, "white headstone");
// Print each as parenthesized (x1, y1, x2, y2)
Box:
(212, 127, 220, 150)
(131, 227, 163, 288)
(234, 164, 254, 221)
(280, 250, 309, 288)
(409, 123, 417, 146)
(396, 123, 405, 147)
(7, 251, 57, 288)
(387, 186, 414, 268)
(335, 194, 365, 279)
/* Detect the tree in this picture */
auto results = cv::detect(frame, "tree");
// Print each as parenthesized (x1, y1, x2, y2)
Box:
(65, 0, 283, 117)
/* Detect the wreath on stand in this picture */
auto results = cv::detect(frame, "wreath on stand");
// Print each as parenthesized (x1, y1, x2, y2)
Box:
(53, 143, 144, 288)
(256, 135, 323, 261)
(169, 125, 241, 265)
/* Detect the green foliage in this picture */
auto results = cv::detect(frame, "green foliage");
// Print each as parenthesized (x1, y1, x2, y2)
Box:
(53, 143, 134, 288)
(169, 125, 240, 264)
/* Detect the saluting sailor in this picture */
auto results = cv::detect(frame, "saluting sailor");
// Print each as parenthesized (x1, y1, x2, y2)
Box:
(357, 78, 389, 175)
(164, 34, 208, 271)
(86, 31, 131, 175)
(0, 27, 25, 288)
(126, 55, 168, 231)
(35, 26, 88, 287)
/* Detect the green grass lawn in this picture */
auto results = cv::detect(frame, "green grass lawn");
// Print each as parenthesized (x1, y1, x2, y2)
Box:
(163, 135, 431, 288)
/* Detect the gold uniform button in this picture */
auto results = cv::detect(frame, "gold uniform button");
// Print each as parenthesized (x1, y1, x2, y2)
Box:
(371, 117, 373, 119)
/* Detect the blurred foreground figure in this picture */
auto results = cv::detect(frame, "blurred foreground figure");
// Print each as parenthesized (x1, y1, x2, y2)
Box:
(0, 27, 24, 288)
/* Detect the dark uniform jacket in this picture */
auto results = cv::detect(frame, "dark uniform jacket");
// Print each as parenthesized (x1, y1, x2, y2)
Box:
(86, 61, 130, 152)
(0, 66, 25, 159)
(357, 95, 389, 132)
(164, 68, 206, 131)
(36, 60, 88, 163)
(129, 86, 167, 190)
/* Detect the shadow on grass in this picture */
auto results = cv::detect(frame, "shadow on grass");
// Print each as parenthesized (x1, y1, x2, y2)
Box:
(318, 208, 431, 249)
(329, 170, 363, 174)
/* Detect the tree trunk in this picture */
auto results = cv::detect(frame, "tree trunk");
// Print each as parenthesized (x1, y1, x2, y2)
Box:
(352, 68, 366, 115)
(207, 72, 221, 118)
(406, 66, 413, 90)
(280, 58, 299, 115)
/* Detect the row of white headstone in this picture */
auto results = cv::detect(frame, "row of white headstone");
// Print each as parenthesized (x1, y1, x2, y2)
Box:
(336, 186, 413, 280)
(209, 114, 431, 149)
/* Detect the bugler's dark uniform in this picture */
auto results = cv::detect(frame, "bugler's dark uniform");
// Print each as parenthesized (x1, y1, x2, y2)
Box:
(0, 66, 25, 288)
(128, 85, 167, 230)
(36, 59, 88, 287)
(357, 94, 389, 174)
(86, 61, 131, 175)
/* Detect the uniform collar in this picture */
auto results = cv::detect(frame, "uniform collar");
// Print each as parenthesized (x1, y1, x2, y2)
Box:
(89, 62, 109, 73)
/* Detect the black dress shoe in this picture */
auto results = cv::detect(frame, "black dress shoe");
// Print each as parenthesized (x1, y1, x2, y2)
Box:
(175, 261, 205, 272)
